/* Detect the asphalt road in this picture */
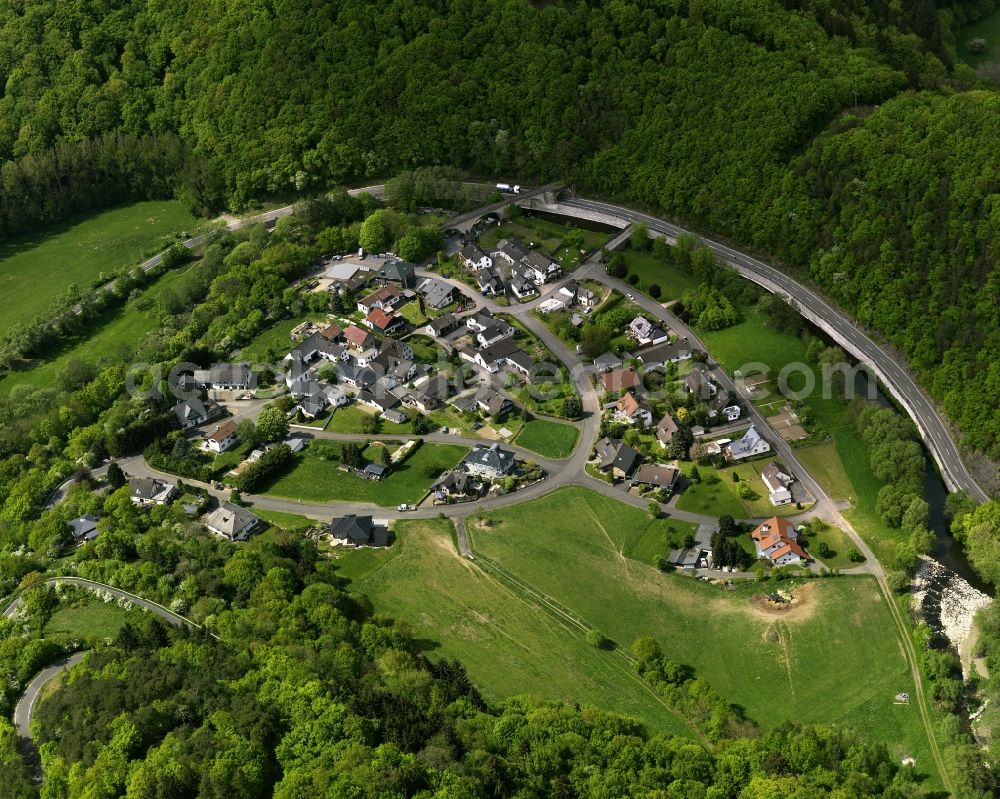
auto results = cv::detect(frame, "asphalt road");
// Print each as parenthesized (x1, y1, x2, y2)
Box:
(559, 196, 989, 503)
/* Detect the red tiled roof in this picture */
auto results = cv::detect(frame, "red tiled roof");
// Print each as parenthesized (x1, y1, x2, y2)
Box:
(344, 324, 371, 346)
(751, 517, 808, 562)
(359, 284, 399, 307)
(367, 307, 397, 331)
(602, 366, 639, 392)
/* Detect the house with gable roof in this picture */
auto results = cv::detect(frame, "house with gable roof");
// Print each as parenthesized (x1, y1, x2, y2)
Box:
(751, 517, 809, 565)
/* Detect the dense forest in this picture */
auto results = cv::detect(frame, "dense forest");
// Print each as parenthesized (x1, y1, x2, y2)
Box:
(0, 0, 998, 466)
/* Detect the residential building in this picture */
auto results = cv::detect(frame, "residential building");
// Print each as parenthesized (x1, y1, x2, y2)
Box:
(474, 384, 513, 418)
(656, 414, 680, 448)
(203, 502, 261, 542)
(476, 322, 515, 348)
(475, 268, 504, 296)
(191, 363, 253, 390)
(602, 365, 640, 393)
(761, 461, 794, 506)
(636, 341, 692, 369)
(521, 250, 561, 284)
(129, 477, 177, 507)
(337, 362, 377, 389)
(751, 517, 809, 565)
(459, 242, 492, 271)
(380, 338, 414, 361)
(614, 390, 653, 426)
(628, 317, 669, 346)
(685, 366, 717, 398)
(416, 277, 457, 309)
(172, 397, 221, 430)
(330, 514, 389, 547)
(359, 388, 401, 413)
(357, 284, 401, 314)
(631, 463, 681, 493)
(408, 373, 452, 412)
(204, 420, 239, 453)
(464, 443, 516, 480)
(721, 404, 741, 422)
(668, 546, 711, 570)
(508, 264, 538, 299)
(68, 514, 100, 543)
(493, 238, 531, 266)
(424, 314, 461, 338)
(593, 351, 623, 373)
(466, 309, 499, 333)
(366, 307, 406, 335)
(559, 279, 597, 307)
(595, 437, 642, 479)
(374, 259, 416, 289)
(725, 425, 771, 461)
(432, 469, 474, 500)
(344, 324, 377, 352)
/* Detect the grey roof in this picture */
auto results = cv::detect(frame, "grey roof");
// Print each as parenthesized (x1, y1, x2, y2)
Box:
(668, 547, 704, 567)
(637, 341, 691, 368)
(460, 242, 489, 263)
(476, 269, 504, 294)
(728, 425, 764, 457)
(68, 514, 100, 541)
(376, 259, 415, 285)
(474, 384, 512, 416)
(173, 397, 208, 425)
(595, 437, 642, 476)
(337, 362, 377, 388)
(632, 463, 680, 489)
(364, 463, 388, 477)
(656, 414, 680, 444)
(478, 337, 521, 365)
(465, 443, 516, 475)
(330, 514, 375, 545)
(593, 352, 623, 371)
(360, 388, 400, 411)
(203, 502, 260, 541)
(434, 469, 470, 494)
(428, 314, 460, 335)
(505, 349, 533, 373)
(129, 476, 171, 501)
(417, 278, 456, 309)
(198, 363, 252, 386)
(497, 238, 530, 262)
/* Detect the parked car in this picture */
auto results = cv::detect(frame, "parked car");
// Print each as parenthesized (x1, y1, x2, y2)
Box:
(625, 293, 635, 301)
(213, 481, 224, 490)
(397, 503, 415, 512)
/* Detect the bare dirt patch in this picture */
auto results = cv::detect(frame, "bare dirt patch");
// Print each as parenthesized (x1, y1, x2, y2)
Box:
(747, 582, 817, 622)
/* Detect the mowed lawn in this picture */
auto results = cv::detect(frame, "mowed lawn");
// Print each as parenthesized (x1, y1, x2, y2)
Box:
(261, 441, 467, 505)
(0, 200, 199, 337)
(514, 418, 579, 459)
(353, 519, 694, 736)
(619, 249, 702, 301)
(43, 601, 136, 645)
(471, 487, 936, 774)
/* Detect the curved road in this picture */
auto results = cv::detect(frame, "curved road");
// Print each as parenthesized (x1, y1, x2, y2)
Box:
(556, 195, 990, 503)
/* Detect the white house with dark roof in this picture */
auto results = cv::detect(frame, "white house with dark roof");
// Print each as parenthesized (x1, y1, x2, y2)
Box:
(416, 277, 457, 309)
(68, 514, 100, 543)
(464, 443, 516, 480)
(594, 437, 642, 479)
(204, 420, 239, 453)
(203, 502, 261, 542)
(191, 363, 253, 390)
(724, 425, 771, 461)
(129, 477, 177, 507)
(172, 397, 221, 430)
(460, 242, 492, 271)
(424, 314, 461, 338)
(330, 514, 389, 547)
(761, 461, 794, 505)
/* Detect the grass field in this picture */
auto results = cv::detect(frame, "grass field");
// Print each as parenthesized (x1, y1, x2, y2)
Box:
(326, 403, 419, 435)
(0, 263, 199, 394)
(353, 518, 694, 735)
(674, 465, 752, 518)
(43, 600, 135, 644)
(0, 200, 200, 338)
(618, 248, 702, 301)
(958, 8, 1000, 67)
(470, 488, 938, 777)
(261, 440, 467, 505)
(513, 418, 579, 459)
(236, 313, 330, 363)
(624, 518, 701, 565)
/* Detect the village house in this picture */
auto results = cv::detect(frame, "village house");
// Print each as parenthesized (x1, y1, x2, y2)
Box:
(128, 477, 177, 507)
(724, 425, 771, 461)
(459, 242, 492, 271)
(656, 413, 680, 448)
(595, 437, 642, 479)
(343, 324, 378, 353)
(476, 321, 515, 349)
(190, 363, 254, 391)
(614, 390, 653, 426)
(464, 443, 516, 480)
(416, 277, 457, 309)
(466, 309, 500, 333)
(474, 384, 514, 418)
(203, 502, 262, 542)
(685, 366, 718, 398)
(424, 314, 461, 338)
(628, 316, 669, 346)
(475, 268, 504, 296)
(408, 373, 452, 412)
(631, 463, 681, 493)
(330, 514, 389, 547)
(337, 362, 377, 389)
(374, 258, 416, 289)
(366, 307, 406, 336)
(357, 284, 401, 314)
(636, 341, 692, 369)
(761, 461, 794, 506)
(432, 469, 475, 501)
(751, 517, 809, 565)
(602, 365, 640, 393)
(172, 397, 222, 430)
(559, 279, 598, 307)
(68, 514, 100, 543)
(508, 263, 538, 299)
(593, 351, 624, 373)
(720, 404, 741, 422)
(204, 420, 239, 453)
